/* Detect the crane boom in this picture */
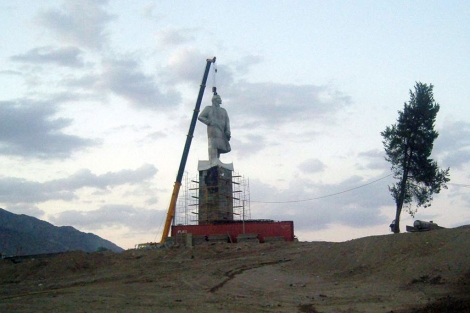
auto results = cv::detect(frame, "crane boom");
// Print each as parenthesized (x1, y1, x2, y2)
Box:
(160, 57, 216, 243)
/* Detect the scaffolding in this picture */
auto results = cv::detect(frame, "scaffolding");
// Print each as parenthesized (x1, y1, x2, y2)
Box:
(232, 174, 251, 222)
(175, 171, 251, 226)
(175, 172, 191, 225)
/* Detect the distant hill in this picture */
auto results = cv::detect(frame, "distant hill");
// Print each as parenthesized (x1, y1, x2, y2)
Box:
(0, 208, 123, 256)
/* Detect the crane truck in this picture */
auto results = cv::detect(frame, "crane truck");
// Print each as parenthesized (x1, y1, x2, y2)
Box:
(160, 57, 217, 243)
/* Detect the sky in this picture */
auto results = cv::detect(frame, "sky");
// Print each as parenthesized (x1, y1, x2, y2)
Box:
(1, 1, 469, 249)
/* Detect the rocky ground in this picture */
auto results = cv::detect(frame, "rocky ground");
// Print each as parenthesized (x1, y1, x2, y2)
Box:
(1, 226, 470, 313)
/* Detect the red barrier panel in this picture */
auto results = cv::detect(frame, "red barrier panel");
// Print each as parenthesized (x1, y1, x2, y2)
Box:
(171, 221, 294, 243)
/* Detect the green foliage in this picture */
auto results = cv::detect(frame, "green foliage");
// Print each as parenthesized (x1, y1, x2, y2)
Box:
(381, 82, 450, 232)
(96, 246, 109, 252)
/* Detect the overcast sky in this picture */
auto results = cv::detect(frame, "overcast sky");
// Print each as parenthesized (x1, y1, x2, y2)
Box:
(1, 1, 469, 249)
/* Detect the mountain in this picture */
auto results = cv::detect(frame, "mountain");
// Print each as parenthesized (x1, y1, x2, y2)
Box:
(0, 208, 123, 256)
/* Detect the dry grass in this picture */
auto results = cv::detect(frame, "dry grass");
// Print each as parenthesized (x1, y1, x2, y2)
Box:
(1, 226, 469, 312)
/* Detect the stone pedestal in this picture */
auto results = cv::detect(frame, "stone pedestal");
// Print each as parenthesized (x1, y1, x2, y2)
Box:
(197, 160, 234, 225)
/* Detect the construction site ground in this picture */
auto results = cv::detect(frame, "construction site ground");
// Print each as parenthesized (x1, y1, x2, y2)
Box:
(1, 226, 470, 313)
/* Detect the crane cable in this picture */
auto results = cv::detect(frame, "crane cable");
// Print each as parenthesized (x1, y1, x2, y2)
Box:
(251, 173, 393, 204)
(212, 62, 217, 95)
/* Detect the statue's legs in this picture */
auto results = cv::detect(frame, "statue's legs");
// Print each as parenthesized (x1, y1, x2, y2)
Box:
(208, 146, 219, 164)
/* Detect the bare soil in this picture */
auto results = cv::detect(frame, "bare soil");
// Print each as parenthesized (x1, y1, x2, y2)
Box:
(1, 226, 470, 312)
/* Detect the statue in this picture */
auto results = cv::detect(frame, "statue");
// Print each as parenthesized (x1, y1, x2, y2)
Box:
(198, 94, 231, 164)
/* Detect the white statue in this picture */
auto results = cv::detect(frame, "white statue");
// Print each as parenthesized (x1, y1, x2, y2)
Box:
(198, 94, 231, 164)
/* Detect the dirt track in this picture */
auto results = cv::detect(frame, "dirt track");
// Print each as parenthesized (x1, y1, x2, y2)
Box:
(1, 226, 470, 313)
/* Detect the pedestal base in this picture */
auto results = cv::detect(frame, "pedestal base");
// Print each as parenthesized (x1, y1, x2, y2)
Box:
(197, 161, 234, 225)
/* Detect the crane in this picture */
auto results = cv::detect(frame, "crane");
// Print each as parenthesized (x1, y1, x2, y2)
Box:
(160, 57, 217, 243)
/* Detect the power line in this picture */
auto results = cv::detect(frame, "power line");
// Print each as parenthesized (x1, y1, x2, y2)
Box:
(252, 174, 393, 204)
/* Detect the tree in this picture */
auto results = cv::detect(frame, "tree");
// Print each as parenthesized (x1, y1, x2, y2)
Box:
(381, 82, 450, 233)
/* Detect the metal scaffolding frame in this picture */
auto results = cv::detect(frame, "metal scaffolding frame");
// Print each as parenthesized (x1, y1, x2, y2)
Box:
(175, 171, 251, 226)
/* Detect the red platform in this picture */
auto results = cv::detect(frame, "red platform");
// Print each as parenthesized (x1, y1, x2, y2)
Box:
(171, 220, 294, 243)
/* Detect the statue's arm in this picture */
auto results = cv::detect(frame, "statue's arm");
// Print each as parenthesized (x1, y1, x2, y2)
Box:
(225, 113, 231, 141)
(198, 107, 211, 125)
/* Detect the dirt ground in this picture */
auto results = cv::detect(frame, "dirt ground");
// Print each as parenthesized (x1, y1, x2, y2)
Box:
(1, 226, 470, 313)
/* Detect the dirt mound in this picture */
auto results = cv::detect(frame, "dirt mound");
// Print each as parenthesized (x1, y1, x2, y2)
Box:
(1, 226, 469, 312)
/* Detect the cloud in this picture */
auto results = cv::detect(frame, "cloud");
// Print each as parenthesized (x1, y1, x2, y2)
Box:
(231, 134, 267, 159)
(356, 149, 389, 171)
(444, 151, 470, 170)
(0, 164, 157, 204)
(0, 70, 23, 76)
(36, 0, 115, 50)
(0, 177, 76, 204)
(141, 3, 164, 21)
(63, 73, 101, 90)
(233, 54, 263, 75)
(313, 175, 393, 211)
(154, 27, 196, 48)
(162, 50, 349, 131)
(146, 130, 168, 140)
(435, 120, 470, 168)
(0, 100, 96, 159)
(48, 163, 157, 190)
(225, 81, 351, 128)
(165, 48, 216, 85)
(298, 158, 326, 174)
(100, 57, 181, 110)
(10, 46, 85, 68)
(4, 204, 45, 218)
(49, 205, 165, 231)
(250, 173, 393, 232)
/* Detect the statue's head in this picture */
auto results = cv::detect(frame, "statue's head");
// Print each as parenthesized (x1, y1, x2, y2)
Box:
(212, 94, 222, 106)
